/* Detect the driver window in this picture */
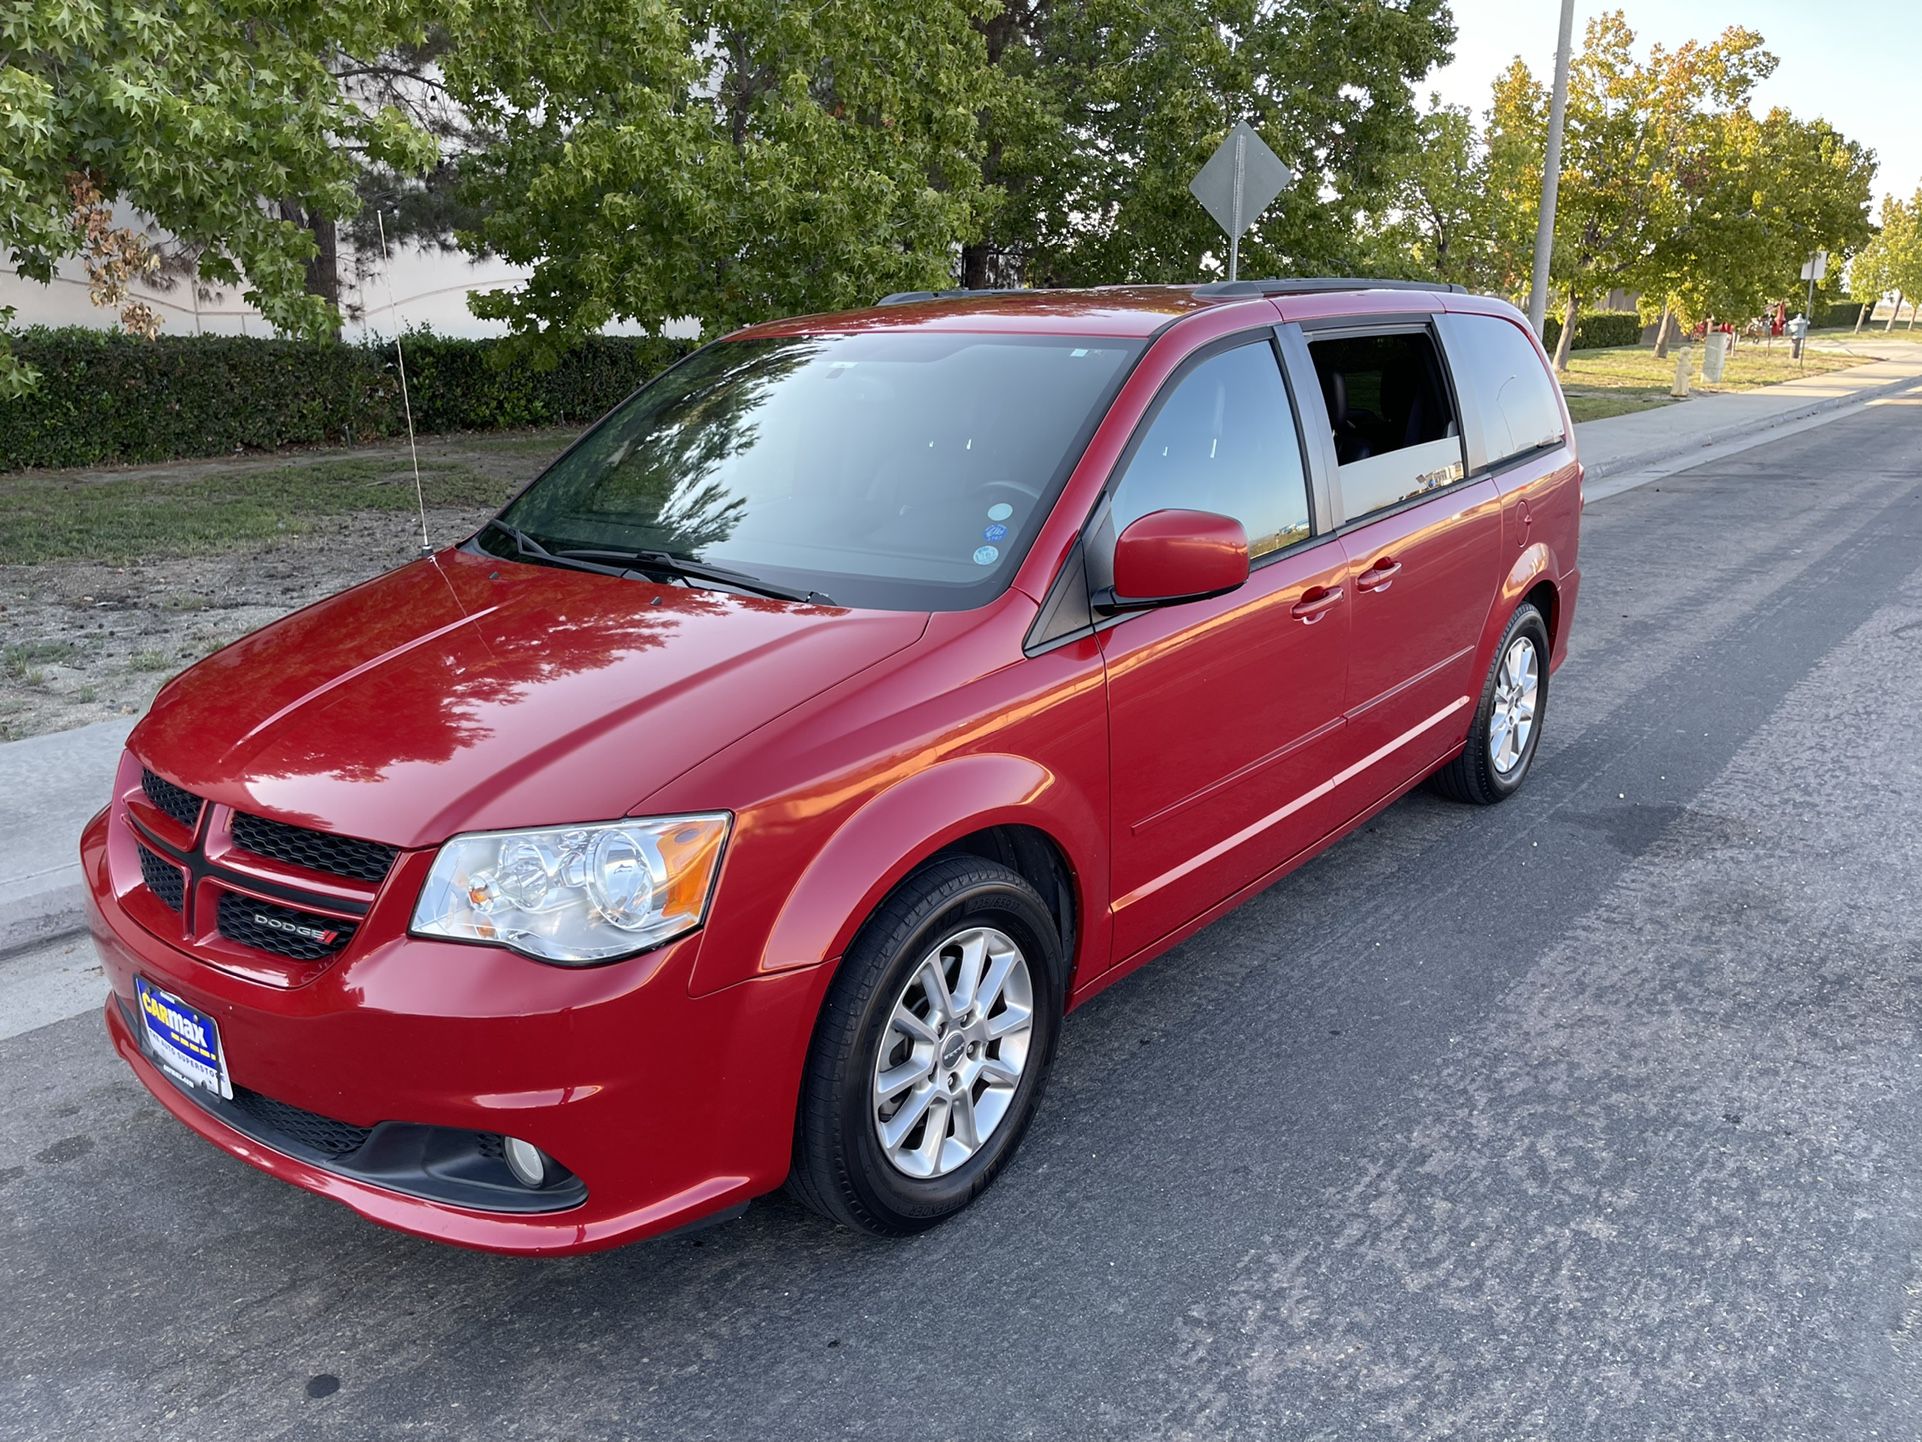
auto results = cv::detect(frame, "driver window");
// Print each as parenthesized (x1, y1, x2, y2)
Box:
(1107, 341, 1312, 563)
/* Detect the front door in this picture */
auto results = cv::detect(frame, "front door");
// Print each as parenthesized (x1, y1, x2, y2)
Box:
(1097, 337, 1352, 963)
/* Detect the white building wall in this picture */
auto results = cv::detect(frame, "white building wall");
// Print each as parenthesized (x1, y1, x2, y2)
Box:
(1, 217, 689, 341)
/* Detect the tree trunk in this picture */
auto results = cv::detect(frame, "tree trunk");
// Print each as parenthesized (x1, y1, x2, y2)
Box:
(1652, 304, 1672, 359)
(960, 242, 992, 290)
(274, 201, 342, 339)
(305, 215, 341, 336)
(1552, 288, 1578, 373)
(1887, 291, 1902, 332)
(1855, 302, 1868, 333)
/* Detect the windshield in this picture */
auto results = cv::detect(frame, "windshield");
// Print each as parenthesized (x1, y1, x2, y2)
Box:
(483, 330, 1143, 611)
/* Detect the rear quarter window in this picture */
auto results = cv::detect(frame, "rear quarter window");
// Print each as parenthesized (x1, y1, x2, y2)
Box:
(1439, 312, 1567, 470)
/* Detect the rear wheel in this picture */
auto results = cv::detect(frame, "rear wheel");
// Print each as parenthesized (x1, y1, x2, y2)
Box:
(1433, 602, 1549, 805)
(789, 856, 1063, 1235)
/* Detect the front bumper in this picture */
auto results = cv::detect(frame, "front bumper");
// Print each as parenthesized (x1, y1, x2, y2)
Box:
(85, 806, 826, 1255)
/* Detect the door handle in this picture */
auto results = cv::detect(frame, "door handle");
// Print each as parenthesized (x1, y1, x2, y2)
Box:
(1290, 585, 1343, 623)
(1356, 558, 1403, 592)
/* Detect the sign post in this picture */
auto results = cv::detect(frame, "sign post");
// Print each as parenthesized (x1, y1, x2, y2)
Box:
(1795, 251, 1828, 365)
(1189, 122, 1293, 282)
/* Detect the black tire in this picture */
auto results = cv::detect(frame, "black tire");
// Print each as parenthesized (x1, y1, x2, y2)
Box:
(1432, 602, 1551, 805)
(789, 855, 1064, 1235)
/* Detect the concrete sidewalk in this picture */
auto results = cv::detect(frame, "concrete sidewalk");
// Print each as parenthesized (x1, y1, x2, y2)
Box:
(1572, 352, 1922, 479)
(2, 350, 1919, 955)
(0, 715, 133, 956)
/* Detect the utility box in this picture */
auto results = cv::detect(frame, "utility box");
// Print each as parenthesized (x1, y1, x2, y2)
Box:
(1703, 331, 1728, 383)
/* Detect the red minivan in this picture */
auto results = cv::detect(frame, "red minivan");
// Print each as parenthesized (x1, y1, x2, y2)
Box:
(85, 280, 1580, 1253)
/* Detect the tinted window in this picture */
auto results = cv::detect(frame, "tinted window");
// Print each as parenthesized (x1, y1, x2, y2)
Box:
(1106, 341, 1311, 562)
(1445, 313, 1566, 464)
(1309, 330, 1466, 520)
(488, 331, 1141, 612)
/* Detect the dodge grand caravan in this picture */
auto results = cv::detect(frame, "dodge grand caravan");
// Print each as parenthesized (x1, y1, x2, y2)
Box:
(86, 279, 1581, 1253)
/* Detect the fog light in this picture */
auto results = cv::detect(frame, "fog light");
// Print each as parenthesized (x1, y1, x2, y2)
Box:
(503, 1135, 550, 1188)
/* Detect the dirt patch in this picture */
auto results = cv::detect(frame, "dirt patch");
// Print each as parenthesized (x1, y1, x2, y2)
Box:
(0, 505, 500, 740)
(0, 428, 580, 740)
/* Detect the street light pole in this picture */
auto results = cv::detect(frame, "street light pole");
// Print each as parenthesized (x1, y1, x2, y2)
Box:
(1527, 0, 1576, 339)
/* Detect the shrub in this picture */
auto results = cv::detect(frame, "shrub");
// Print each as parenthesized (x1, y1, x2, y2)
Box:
(1540, 310, 1645, 352)
(0, 328, 693, 471)
(1813, 299, 1865, 328)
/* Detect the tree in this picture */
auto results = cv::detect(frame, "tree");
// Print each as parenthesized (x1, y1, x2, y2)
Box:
(1535, 15, 1778, 370)
(447, 0, 1457, 349)
(1481, 59, 1549, 299)
(442, 0, 993, 349)
(1643, 105, 1873, 340)
(982, 0, 1456, 287)
(1850, 193, 1922, 331)
(0, 0, 441, 394)
(1366, 98, 1497, 289)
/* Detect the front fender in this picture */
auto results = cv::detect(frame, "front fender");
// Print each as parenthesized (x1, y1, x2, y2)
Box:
(696, 753, 1108, 999)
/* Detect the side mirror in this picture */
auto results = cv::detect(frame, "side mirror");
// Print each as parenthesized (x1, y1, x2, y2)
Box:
(1102, 508, 1251, 612)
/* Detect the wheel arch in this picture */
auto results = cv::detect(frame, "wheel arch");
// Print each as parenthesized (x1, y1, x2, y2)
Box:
(730, 753, 1106, 999)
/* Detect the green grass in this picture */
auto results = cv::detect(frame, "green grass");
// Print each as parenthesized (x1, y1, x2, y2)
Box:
(1555, 342, 1870, 425)
(0, 457, 510, 565)
(2, 640, 81, 678)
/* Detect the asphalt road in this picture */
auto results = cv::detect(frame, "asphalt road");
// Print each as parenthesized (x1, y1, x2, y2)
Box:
(4, 395, 1921, 1441)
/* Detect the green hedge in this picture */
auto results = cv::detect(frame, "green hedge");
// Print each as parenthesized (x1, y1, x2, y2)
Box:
(1540, 310, 1645, 352)
(1813, 299, 1866, 328)
(0, 328, 694, 471)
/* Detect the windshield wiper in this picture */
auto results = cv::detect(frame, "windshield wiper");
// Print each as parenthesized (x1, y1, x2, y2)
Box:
(548, 543, 832, 606)
(483, 520, 832, 606)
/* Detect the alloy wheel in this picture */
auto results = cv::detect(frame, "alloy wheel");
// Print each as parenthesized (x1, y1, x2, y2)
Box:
(871, 926, 1035, 1179)
(1489, 635, 1540, 775)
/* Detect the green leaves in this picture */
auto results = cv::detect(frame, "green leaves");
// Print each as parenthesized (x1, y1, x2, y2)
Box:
(1, 0, 443, 391)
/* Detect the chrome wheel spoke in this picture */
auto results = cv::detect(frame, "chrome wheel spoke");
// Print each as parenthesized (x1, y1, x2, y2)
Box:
(985, 1001, 1032, 1041)
(978, 1052, 1022, 1086)
(948, 929, 989, 1017)
(876, 1057, 928, 1099)
(881, 1082, 936, 1152)
(975, 948, 1018, 1020)
(911, 1093, 951, 1174)
(949, 1086, 981, 1150)
(915, 956, 957, 1027)
(890, 1002, 939, 1046)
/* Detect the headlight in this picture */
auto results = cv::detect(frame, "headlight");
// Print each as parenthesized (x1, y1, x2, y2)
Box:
(410, 815, 730, 964)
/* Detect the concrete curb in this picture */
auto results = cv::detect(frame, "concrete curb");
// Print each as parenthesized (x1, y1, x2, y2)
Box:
(0, 884, 87, 961)
(1580, 367, 1922, 481)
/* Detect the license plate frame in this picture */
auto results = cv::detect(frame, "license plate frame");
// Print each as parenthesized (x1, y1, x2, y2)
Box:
(134, 976, 233, 1100)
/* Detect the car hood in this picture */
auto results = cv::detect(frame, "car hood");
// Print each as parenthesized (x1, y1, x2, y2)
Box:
(130, 547, 929, 848)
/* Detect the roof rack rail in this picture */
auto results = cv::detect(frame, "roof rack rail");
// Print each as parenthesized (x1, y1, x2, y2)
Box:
(1192, 277, 1467, 298)
(874, 287, 1039, 306)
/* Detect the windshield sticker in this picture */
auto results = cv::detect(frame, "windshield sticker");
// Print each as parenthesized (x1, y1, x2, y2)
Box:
(987, 503, 1013, 521)
(983, 523, 1008, 543)
(973, 545, 1000, 566)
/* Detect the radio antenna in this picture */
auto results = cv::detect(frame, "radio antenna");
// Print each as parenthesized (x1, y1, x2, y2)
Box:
(376, 211, 433, 558)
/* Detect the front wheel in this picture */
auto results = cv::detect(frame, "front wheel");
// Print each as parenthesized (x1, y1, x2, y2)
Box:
(789, 856, 1064, 1235)
(1433, 602, 1550, 805)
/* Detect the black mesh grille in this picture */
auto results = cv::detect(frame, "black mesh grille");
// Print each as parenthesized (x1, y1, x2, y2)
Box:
(141, 768, 203, 833)
(215, 892, 355, 962)
(136, 844, 186, 913)
(227, 1088, 373, 1158)
(231, 812, 397, 885)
